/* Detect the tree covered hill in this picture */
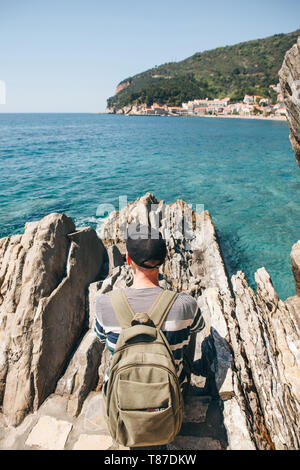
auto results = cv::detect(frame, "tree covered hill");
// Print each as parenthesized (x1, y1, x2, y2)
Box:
(107, 29, 300, 109)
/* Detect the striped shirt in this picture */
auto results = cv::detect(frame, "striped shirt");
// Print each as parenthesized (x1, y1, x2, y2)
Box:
(94, 286, 204, 391)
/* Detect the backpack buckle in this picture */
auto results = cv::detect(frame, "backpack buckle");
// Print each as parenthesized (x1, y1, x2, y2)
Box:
(131, 312, 155, 327)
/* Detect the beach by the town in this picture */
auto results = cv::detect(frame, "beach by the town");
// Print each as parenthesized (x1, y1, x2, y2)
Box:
(193, 113, 286, 121)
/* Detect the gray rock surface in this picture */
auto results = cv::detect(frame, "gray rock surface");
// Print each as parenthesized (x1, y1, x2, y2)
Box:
(232, 268, 300, 449)
(0, 194, 299, 450)
(279, 36, 300, 168)
(98, 193, 300, 449)
(0, 214, 104, 426)
(290, 240, 300, 296)
(55, 331, 104, 417)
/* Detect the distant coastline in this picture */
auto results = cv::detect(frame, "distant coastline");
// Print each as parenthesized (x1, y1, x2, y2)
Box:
(189, 113, 287, 122)
(106, 86, 287, 122)
(105, 112, 287, 122)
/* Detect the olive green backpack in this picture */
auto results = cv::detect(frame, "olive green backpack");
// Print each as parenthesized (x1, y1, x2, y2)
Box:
(102, 288, 183, 448)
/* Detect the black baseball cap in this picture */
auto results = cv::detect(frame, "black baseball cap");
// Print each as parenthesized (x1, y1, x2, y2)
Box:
(126, 223, 167, 269)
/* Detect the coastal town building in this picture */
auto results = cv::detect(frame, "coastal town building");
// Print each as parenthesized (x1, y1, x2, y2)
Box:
(259, 98, 272, 106)
(151, 103, 168, 115)
(112, 87, 286, 119)
(168, 106, 187, 115)
(270, 83, 282, 94)
(243, 95, 254, 104)
(273, 103, 287, 116)
(194, 107, 207, 115)
(182, 97, 230, 113)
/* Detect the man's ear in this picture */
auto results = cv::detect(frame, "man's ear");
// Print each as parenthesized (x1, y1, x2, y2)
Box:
(126, 251, 132, 265)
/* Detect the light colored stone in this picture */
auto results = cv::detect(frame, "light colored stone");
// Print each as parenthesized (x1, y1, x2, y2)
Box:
(0, 410, 39, 450)
(55, 331, 104, 417)
(79, 392, 107, 432)
(73, 433, 112, 450)
(36, 393, 69, 418)
(231, 268, 300, 449)
(223, 398, 256, 450)
(0, 214, 105, 426)
(290, 240, 300, 296)
(25, 416, 72, 450)
(197, 288, 234, 399)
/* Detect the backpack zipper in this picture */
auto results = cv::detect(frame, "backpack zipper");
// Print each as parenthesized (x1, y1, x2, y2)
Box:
(114, 337, 178, 371)
(106, 362, 182, 416)
(114, 340, 166, 354)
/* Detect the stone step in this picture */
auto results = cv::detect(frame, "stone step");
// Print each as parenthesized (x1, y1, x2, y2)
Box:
(25, 416, 73, 450)
(1, 390, 225, 450)
(183, 395, 211, 423)
(168, 436, 222, 450)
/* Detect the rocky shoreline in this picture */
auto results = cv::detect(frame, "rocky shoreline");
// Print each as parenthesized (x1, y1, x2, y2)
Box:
(104, 112, 287, 122)
(0, 37, 299, 451)
(0, 193, 299, 450)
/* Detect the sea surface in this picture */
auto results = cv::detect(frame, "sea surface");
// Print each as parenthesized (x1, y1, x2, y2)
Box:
(0, 113, 299, 299)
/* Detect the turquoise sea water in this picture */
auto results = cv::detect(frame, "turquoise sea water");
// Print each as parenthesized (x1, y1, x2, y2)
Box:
(0, 113, 299, 299)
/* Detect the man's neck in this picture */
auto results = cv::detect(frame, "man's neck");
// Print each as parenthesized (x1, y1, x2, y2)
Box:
(131, 271, 160, 289)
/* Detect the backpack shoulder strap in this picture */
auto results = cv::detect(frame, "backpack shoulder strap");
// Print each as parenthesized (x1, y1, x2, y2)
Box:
(108, 288, 135, 329)
(148, 290, 178, 329)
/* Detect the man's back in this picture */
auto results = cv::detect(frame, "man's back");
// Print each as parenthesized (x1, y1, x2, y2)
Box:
(94, 286, 204, 391)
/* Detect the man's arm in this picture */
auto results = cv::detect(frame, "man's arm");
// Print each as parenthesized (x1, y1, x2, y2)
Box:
(93, 295, 107, 343)
(190, 304, 205, 333)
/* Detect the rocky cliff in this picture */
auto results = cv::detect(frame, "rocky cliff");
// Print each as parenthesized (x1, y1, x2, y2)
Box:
(279, 36, 300, 168)
(116, 80, 131, 95)
(0, 194, 299, 450)
(0, 214, 105, 427)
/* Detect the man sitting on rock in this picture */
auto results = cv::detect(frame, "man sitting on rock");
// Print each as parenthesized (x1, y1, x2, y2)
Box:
(94, 223, 205, 446)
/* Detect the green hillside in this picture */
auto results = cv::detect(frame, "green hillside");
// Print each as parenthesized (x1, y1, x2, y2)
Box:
(107, 29, 300, 109)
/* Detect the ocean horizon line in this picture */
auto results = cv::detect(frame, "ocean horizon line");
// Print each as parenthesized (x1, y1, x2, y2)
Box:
(0, 112, 288, 123)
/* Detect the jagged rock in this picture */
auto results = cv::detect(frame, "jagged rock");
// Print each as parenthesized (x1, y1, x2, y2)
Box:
(222, 397, 256, 450)
(285, 241, 300, 318)
(290, 240, 300, 296)
(98, 193, 300, 450)
(196, 288, 233, 399)
(98, 193, 254, 448)
(55, 331, 104, 417)
(0, 193, 299, 452)
(87, 281, 103, 329)
(106, 245, 124, 273)
(105, 106, 117, 114)
(100, 193, 232, 297)
(279, 36, 300, 168)
(0, 214, 104, 426)
(231, 268, 300, 449)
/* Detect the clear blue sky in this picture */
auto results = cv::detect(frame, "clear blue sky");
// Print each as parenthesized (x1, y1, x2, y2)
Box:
(0, 0, 299, 112)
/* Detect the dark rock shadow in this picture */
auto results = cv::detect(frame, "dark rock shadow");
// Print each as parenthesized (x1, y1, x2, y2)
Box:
(180, 330, 230, 449)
